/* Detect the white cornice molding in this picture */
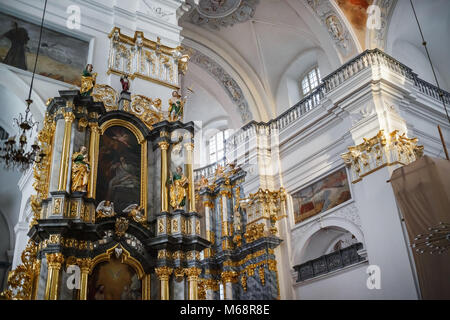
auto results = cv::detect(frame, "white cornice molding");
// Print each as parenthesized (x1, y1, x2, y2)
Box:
(17, 167, 34, 192)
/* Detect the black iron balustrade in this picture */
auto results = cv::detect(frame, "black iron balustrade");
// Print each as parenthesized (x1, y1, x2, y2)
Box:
(293, 242, 365, 282)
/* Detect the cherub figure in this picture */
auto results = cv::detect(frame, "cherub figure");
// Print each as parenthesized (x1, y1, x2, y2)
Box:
(123, 204, 146, 224)
(96, 200, 115, 219)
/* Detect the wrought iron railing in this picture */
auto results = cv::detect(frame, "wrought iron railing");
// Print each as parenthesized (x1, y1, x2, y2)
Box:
(293, 242, 365, 282)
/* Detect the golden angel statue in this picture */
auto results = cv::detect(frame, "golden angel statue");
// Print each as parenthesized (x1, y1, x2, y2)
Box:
(168, 90, 186, 122)
(71, 146, 90, 193)
(168, 166, 189, 210)
(80, 64, 97, 96)
(123, 204, 146, 224)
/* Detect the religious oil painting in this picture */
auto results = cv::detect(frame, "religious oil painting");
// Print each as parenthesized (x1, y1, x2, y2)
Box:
(88, 257, 142, 300)
(293, 168, 351, 224)
(0, 11, 89, 86)
(96, 126, 141, 214)
(335, 0, 373, 50)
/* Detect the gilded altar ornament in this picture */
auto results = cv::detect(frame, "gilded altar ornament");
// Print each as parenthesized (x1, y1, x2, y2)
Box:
(168, 166, 189, 209)
(123, 203, 146, 224)
(241, 274, 247, 291)
(115, 217, 129, 237)
(96, 200, 115, 219)
(259, 267, 265, 286)
(92, 84, 118, 111)
(71, 146, 90, 193)
(168, 90, 185, 121)
(80, 64, 97, 96)
(198, 279, 206, 300)
(341, 130, 424, 183)
(177, 54, 190, 75)
(244, 223, 266, 243)
(30, 114, 55, 224)
(1, 240, 38, 300)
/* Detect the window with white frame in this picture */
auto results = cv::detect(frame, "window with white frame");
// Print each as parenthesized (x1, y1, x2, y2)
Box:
(208, 129, 231, 164)
(300, 67, 321, 97)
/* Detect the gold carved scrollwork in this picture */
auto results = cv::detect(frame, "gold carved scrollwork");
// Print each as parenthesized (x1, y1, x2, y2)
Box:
(128, 95, 164, 130)
(1, 241, 39, 300)
(221, 270, 238, 283)
(244, 223, 266, 243)
(30, 114, 56, 224)
(92, 84, 118, 111)
(341, 130, 424, 183)
(115, 217, 129, 237)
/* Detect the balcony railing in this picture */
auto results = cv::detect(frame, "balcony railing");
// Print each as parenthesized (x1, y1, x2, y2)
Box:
(293, 242, 365, 282)
(194, 157, 226, 182)
(195, 49, 450, 180)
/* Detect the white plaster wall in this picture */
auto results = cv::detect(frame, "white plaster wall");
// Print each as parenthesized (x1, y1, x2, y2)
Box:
(294, 262, 372, 300)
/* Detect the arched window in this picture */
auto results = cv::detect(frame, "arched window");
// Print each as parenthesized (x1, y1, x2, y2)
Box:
(300, 66, 321, 97)
(208, 129, 232, 164)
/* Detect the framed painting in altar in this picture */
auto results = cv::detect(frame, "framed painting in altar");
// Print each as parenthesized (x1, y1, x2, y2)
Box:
(0, 11, 89, 86)
(96, 123, 147, 215)
(292, 167, 351, 224)
(87, 256, 142, 300)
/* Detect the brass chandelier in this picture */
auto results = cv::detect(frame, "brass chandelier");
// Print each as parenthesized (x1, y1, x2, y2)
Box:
(0, 0, 48, 171)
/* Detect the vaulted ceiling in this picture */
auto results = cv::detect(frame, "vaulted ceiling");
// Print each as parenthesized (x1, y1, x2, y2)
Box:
(180, 0, 449, 128)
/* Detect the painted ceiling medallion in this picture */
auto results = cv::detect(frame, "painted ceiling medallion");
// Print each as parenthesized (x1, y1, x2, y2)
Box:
(186, 0, 259, 30)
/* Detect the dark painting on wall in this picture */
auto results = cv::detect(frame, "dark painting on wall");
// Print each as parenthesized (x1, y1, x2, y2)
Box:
(0, 11, 89, 86)
(293, 168, 351, 224)
(88, 257, 142, 300)
(96, 126, 141, 214)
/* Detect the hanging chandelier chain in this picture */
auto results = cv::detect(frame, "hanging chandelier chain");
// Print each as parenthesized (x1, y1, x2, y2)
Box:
(409, 0, 450, 124)
(27, 0, 48, 105)
(0, 0, 48, 171)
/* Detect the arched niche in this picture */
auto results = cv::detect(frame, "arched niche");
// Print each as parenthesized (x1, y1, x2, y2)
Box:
(293, 216, 365, 266)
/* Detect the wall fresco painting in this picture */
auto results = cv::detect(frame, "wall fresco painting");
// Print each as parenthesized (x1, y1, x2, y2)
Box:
(0, 11, 89, 86)
(293, 168, 351, 224)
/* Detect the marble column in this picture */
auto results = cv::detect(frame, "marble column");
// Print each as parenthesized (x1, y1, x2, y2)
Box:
(155, 266, 173, 300)
(58, 112, 75, 191)
(184, 143, 195, 212)
(77, 258, 91, 300)
(87, 122, 100, 199)
(186, 267, 201, 300)
(142, 274, 151, 300)
(158, 141, 169, 212)
(221, 271, 237, 300)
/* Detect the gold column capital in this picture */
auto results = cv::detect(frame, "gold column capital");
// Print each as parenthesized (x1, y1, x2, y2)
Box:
(184, 142, 194, 151)
(88, 121, 99, 130)
(46, 253, 64, 268)
(63, 112, 76, 123)
(155, 266, 173, 281)
(221, 270, 238, 283)
(185, 267, 201, 280)
(158, 141, 170, 150)
(204, 279, 219, 291)
(174, 267, 185, 280)
(76, 258, 92, 272)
